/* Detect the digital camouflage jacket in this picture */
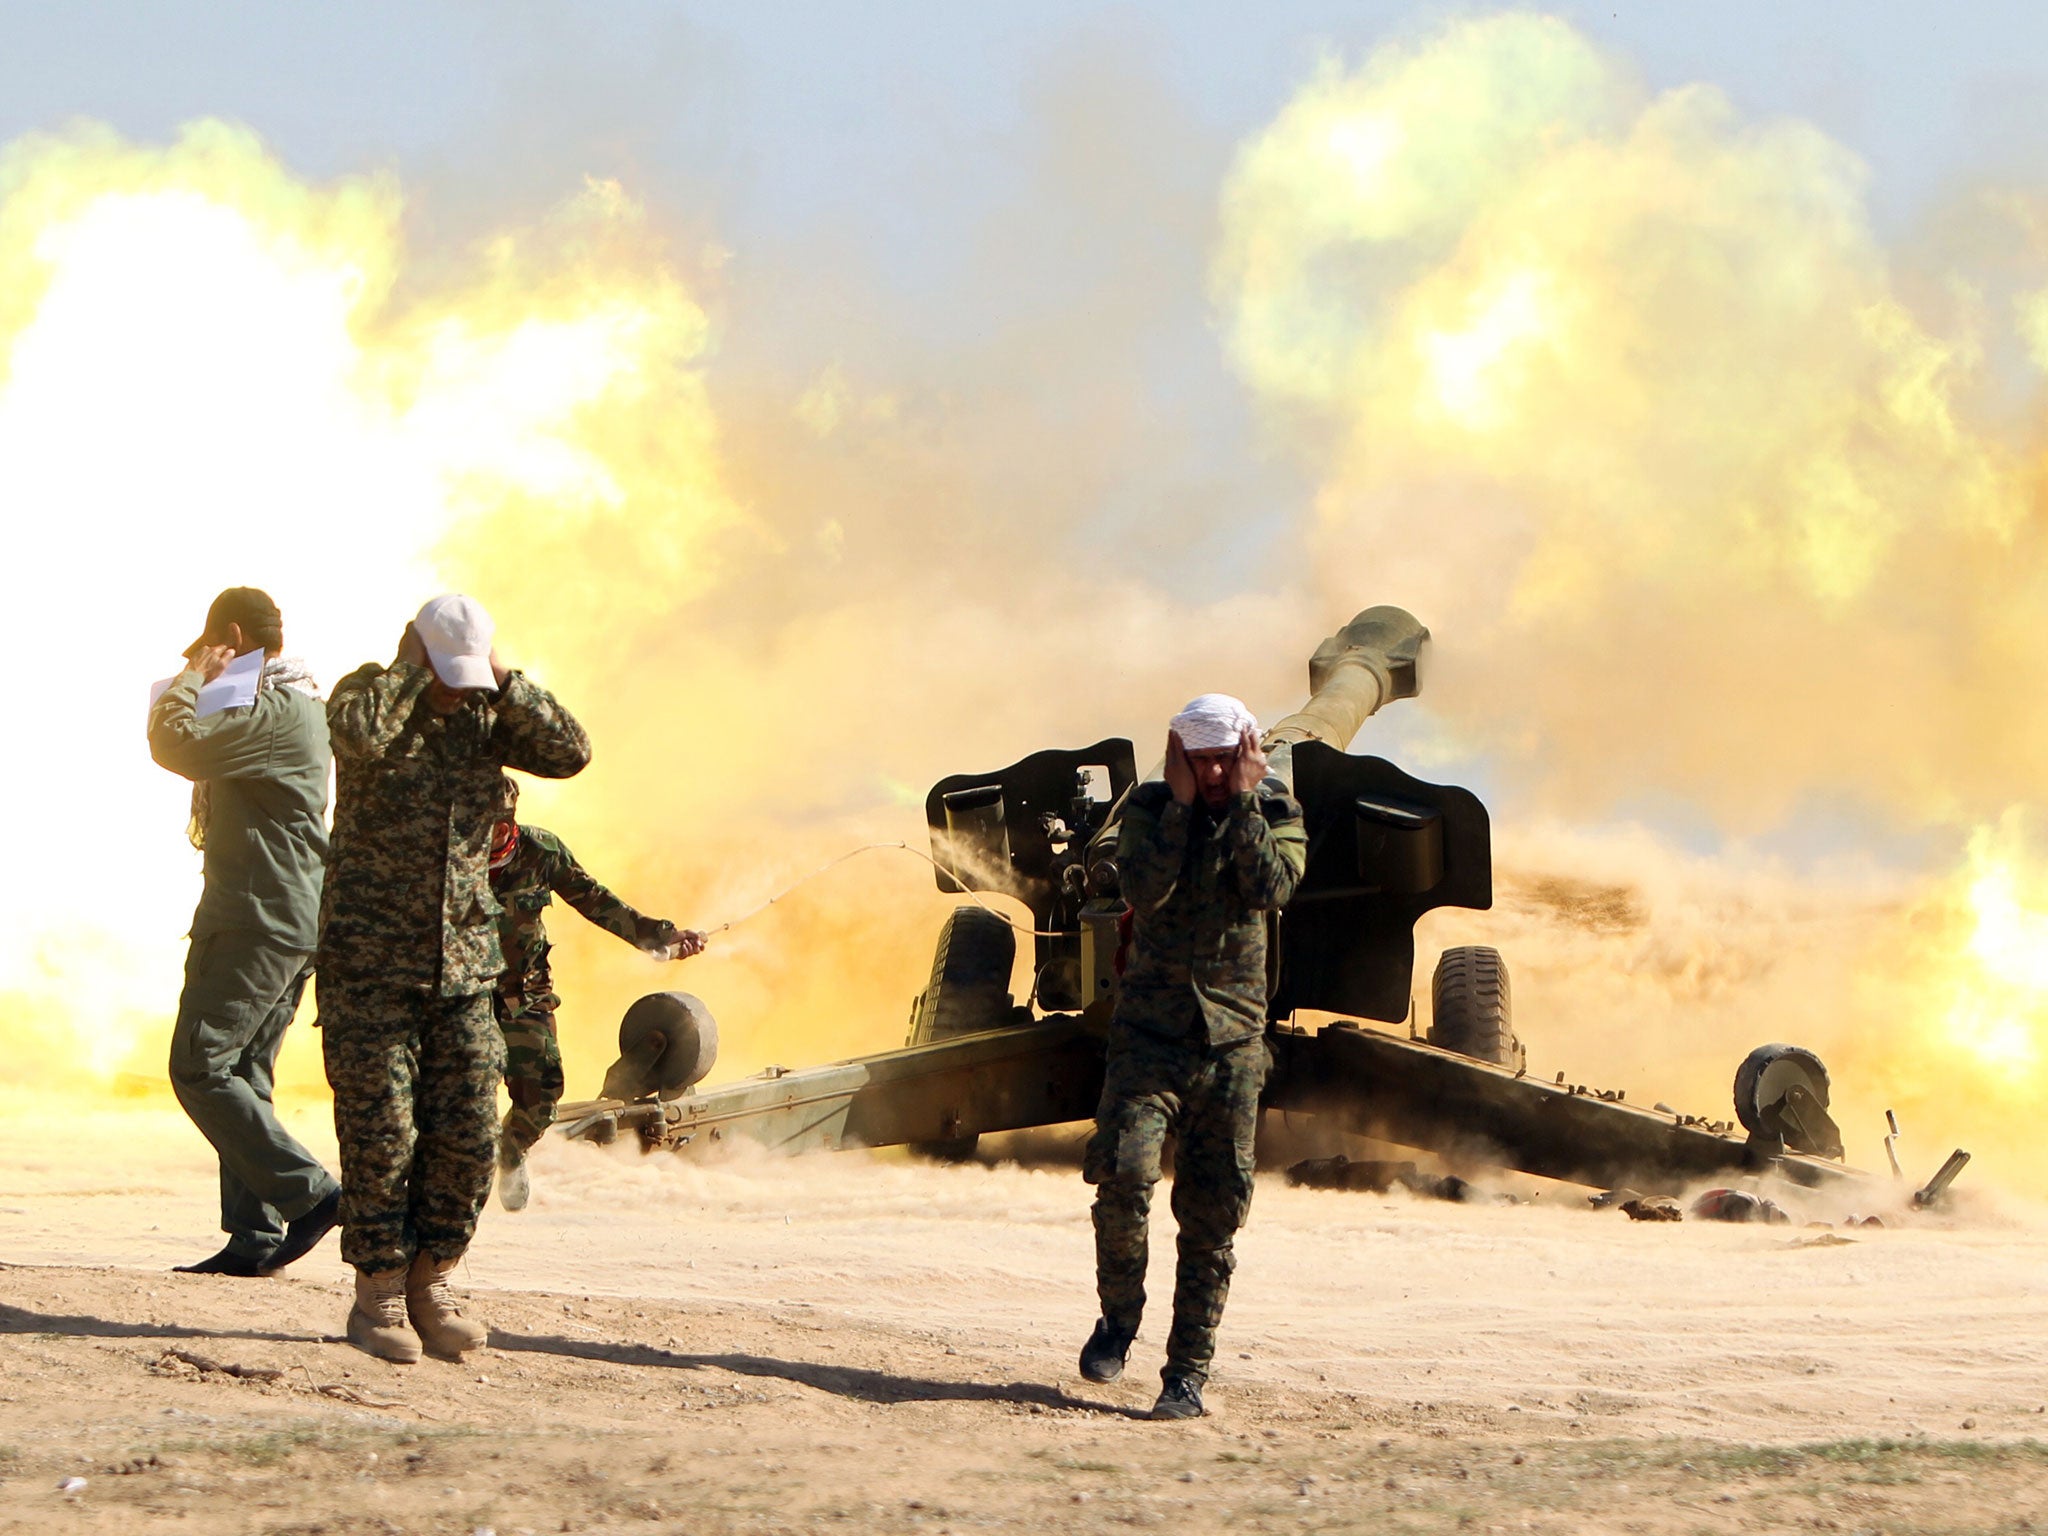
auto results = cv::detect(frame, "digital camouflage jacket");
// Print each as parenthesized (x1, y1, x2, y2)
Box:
(1112, 780, 1308, 1048)
(320, 662, 590, 998)
(491, 823, 674, 1016)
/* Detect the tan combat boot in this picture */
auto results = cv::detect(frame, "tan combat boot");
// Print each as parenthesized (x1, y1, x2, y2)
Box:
(406, 1252, 488, 1358)
(347, 1265, 422, 1364)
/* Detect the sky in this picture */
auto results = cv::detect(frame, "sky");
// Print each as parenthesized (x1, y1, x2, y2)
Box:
(7, 2, 2043, 598)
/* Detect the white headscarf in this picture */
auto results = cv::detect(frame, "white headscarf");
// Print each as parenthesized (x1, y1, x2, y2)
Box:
(1169, 693, 1258, 751)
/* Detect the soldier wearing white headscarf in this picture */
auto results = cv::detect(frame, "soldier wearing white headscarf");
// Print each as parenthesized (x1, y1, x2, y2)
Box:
(1077, 691, 1308, 1419)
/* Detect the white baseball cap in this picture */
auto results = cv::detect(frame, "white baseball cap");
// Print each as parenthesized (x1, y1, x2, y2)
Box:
(414, 593, 497, 690)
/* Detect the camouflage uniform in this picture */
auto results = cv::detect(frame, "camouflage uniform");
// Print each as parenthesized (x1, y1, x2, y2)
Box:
(1083, 779, 1307, 1386)
(491, 823, 678, 1153)
(318, 660, 590, 1273)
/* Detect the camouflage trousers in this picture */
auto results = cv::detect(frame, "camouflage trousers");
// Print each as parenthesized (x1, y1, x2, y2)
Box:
(319, 980, 505, 1273)
(495, 1000, 564, 1156)
(1082, 1026, 1269, 1386)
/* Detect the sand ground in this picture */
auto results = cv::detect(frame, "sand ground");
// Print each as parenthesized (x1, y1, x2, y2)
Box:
(3, 1101, 2046, 1535)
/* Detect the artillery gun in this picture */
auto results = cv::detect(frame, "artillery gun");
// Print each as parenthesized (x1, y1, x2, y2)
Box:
(559, 606, 1956, 1202)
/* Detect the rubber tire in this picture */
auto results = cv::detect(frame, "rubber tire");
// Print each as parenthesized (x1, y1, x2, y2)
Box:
(1731, 1043, 1831, 1137)
(908, 905, 1015, 1046)
(1429, 946, 1524, 1070)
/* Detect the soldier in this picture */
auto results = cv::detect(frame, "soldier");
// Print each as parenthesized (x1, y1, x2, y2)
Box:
(486, 773, 705, 1210)
(321, 594, 590, 1364)
(1078, 693, 1307, 1420)
(148, 588, 342, 1277)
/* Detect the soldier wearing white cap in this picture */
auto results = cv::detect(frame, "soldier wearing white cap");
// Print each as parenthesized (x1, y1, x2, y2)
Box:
(319, 594, 591, 1363)
(1078, 692, 1308, 1419)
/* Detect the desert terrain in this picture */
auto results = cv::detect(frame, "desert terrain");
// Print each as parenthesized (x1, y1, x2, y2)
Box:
(3, 1097, 2046, 1536)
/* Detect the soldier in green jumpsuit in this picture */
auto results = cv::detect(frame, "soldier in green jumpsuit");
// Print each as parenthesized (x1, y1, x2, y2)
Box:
(320, 594, 590, 1363)
(1079, 693, 1307, 1420)
(148, 587, 341, 1277)
(486, 773, 704, 1209)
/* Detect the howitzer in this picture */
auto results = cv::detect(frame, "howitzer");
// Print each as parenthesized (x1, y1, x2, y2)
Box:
(564, 606, 1949, 1201)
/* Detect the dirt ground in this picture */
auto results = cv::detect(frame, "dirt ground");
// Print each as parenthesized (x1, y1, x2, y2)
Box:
(4, 1102, 2047, 1535)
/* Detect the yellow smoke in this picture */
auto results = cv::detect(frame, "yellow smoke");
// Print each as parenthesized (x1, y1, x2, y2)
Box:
(1217, 12, 2048, 1183)
(0, 116, 1306, 1121)
(11, 11, 2048, 1203)
(0, 119, 744, 1102)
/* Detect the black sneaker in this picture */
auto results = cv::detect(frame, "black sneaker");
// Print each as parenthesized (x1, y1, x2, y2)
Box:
(260, 1189, 341, 1274)
(1151, 1374, 1205, 1420)
(173, 1244, 268, 1277)
(1078, 1317, 1136, 1384)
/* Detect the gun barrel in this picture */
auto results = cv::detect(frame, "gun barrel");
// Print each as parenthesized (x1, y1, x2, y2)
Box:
(1265, 606, 1429, 788)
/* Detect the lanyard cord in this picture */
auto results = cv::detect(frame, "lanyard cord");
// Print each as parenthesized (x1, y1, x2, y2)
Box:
(699, 840, 1073, 939)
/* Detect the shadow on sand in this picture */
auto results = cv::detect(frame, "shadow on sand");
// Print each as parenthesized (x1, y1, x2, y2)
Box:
(491, 1328, 1151, 1419)
(0, 1300, 330, 1348)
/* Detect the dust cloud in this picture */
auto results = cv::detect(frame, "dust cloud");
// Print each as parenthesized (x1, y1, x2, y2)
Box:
(1215, 12, 2048, 1185)
(3, 13, 2046, 1196)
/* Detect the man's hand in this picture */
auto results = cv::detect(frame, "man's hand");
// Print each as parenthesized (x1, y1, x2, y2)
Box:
(186, 643, 236, 683)
(395, 624, 428, 668)
(647, 924, 706, 960)
(1164, 730, 1196, 806)
(1228, 728, 1269, 796)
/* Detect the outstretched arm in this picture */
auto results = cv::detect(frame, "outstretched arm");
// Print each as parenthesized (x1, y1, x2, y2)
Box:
(546, 837, 678, 952)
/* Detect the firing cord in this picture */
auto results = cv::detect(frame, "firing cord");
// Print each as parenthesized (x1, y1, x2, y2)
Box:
(698, 841, 1073, 940)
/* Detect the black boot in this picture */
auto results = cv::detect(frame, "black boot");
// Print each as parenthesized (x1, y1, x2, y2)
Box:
(1079, 1317, 1136, 1384)
(173, 1245, 267, 1278)
(1151, 1374, 1205, 1420)
(260, 1189, 341, 1274)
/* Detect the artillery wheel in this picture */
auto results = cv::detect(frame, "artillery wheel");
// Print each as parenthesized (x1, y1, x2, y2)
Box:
(600, 992, 720, 1102)
(908, 905, 1015, 1046)
(1732, 1044, 1842, 1157)
(1429, 946, 1524, 1070)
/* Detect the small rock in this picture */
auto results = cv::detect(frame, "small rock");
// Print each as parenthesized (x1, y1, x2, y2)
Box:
(1962, 1418, 1977, 1430)
(1177, 1471, 1198, 1483)
(57, 1477, 87, 1494)
(1511, 1453, 1525, 1465)
(1071, 1492, 1090, 1504)
(1717, 1493, 1737, 1504)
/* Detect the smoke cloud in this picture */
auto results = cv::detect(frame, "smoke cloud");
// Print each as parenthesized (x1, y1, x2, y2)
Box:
(4, 13, 2047, 1195)
(1216, 12, 2048, 1180)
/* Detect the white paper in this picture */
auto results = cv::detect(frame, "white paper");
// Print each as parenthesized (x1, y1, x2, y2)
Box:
(147, 648, 264, 719)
